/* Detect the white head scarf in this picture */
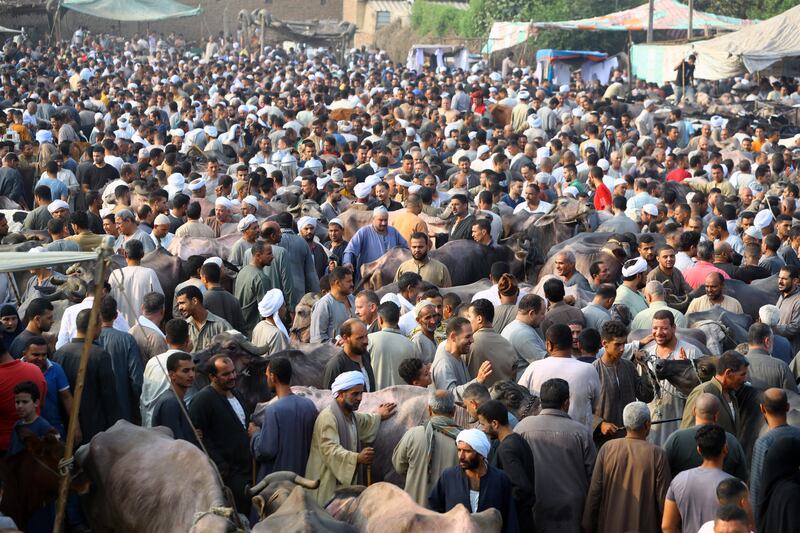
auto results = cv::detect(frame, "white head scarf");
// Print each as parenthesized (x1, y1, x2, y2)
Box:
(456, 428, 491, 458)
(257, 288, 288, 340)
(331, 370, 366, 397)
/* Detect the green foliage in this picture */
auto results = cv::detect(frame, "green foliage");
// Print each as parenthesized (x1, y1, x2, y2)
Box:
(411, 0, 797, 47)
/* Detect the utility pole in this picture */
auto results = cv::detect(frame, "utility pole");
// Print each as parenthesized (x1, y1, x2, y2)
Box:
(688, 0, 694, 41)
(647, 0, 655, 43)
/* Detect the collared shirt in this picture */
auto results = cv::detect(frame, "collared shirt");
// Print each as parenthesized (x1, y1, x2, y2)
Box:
(395, 257, 452, 288)
(186, 311, 232, 352)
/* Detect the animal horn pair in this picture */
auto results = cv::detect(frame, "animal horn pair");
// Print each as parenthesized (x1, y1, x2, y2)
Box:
(247, 471, 320, 496)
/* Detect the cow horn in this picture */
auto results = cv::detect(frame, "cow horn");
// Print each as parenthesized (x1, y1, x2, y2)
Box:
(247, 471, 298, 496)
(291, 474, 320, 489)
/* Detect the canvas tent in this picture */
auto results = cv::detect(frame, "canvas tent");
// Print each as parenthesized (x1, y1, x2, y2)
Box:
(61, 0, 201, 21)
(483, 22, 535, 54)
(531, 0, 751, 33)
(535, 49, 608, 85)
(632, 4, 800, 83)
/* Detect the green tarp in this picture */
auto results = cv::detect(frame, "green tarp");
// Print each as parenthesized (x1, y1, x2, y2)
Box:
(62, 0, 201, 22)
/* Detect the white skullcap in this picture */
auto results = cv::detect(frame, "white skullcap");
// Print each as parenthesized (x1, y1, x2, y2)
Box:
(243, 195, 259, 209)
(559, 84, 570, 93)
(709, 115, 725, 129)
(406, 127, 416, 136)
(203, 256, 223, 267)
(613, 178, 627, 188)
(536, 146, 551, 161)
(373, 206, 389, 217)
(188, 178, 206, 191)
(518, 91, 530, 101)
(380, 293, 401, 307)
(597, 158, 610, 171)
(528, 115, 542, 129)
(415, 299, 437, 318)
(642, 204, 659, 216)
(563, 186, 579, 197)
(154, 214, 171, 225)
(643, 99, 654, 108)
(572, 107, 584, 118)
(297, 216, 317, 230)
(35, 130, 54, 144)
(167, 173, 185, 187)
(317, 176, 332, 190)
(331, 370, 366, 397)
(535, 172, 554, 186)
(257, 288, 289, 339)
(169, 128, 185, 138)
(215, 197, 233, 209)
(476, 145, 490, 158)
(330, 167, 344, 183)
(759, 304, 781, 326)
(754, 210, 774, 230)
(745, 226, 763, 240)
(456, 428, 491, 458)
(354, 182, 371, 199)
(365, 174, 382, 188)
(237, 214, 258, 232)
(408, 184, 422, 194)
(622, 257, 648, 277)
(328, 217, 343, 228)
(204, 125, 218, 137)
(47, 200, 69, 213)
(394, 175, 413, 188)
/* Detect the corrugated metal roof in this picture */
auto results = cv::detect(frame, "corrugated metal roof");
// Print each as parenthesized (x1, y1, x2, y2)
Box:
(368, 0, 468, 15)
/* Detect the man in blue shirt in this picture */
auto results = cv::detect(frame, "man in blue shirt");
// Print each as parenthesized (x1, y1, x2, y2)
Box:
(21, 336, 75, 440)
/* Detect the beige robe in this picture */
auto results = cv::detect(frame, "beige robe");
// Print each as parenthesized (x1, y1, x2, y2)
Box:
(306, 406, 381, 505)
(367, 328, 418, 390)
(129, 323, 168, 363)
(391, 422, 460, 505)
(582, 437, 670, 533)
(251, 319, 290, 355)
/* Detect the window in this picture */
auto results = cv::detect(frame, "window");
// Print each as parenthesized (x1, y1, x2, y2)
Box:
(376, 11, 391, 30)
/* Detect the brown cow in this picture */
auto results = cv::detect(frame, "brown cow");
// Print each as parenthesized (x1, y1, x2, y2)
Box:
(0, 429, 87, 529)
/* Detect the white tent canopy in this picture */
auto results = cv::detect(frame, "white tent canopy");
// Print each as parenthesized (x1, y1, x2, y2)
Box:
(633, 4, 800, 82)
(0, 252, 98, 273)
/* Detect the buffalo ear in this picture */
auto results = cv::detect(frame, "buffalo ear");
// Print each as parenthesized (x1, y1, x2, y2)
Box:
(253, 495, 266, 520)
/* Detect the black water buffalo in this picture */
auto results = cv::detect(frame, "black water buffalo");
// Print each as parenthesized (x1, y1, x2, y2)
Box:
(358, 240, 516, 290)
(537, 231, 627, 285)
(686, 306, 752, 352)
(711, 278, 777, 320)
(193, 332, 339, 412)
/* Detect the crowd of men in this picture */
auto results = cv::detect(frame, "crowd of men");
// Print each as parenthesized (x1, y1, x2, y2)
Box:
(0, 27, 799, 533)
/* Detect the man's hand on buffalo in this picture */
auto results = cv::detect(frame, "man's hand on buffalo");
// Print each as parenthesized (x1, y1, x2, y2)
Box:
(377, 402, 397, 420)
(476, 361, 493, 384)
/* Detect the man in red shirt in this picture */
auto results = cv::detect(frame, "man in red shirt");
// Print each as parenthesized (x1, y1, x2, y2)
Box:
(591, 167, 612, 212)
(0, 339, 47, 454)
(666, 153, 691, 182)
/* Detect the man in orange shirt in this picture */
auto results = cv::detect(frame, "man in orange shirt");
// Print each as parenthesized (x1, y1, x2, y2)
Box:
(392, 194, 429, 243)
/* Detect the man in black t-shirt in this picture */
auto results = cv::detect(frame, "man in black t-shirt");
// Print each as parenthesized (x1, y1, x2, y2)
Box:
(673, 54, 696, 103)
(82, 145, 119, 193)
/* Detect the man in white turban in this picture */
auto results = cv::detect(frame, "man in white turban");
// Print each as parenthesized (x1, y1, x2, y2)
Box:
(428, 427, 519, 532)
(252, 288, 290, 353)
(306, 370, 396, 504)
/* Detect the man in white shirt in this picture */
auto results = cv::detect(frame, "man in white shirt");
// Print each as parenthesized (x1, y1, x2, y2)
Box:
(108, 239, 164, 327)
(513, 182, 553, 215)
(140, 318, 194, 426)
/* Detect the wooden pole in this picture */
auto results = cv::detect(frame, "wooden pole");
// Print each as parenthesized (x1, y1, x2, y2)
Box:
(647, 0, 655, 43)
(688, 0, 694, 41)
(53, 244, 111, 533)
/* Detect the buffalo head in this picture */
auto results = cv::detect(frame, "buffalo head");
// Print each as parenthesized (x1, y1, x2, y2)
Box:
(248, 471, 320, 520)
